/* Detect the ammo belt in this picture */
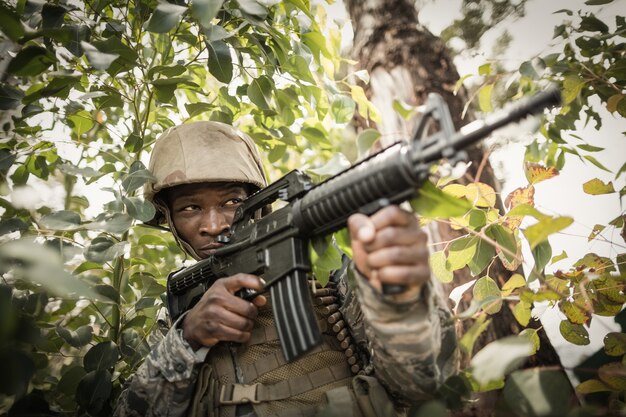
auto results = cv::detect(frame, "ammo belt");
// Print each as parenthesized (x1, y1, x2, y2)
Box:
(219, 362, 352, 405)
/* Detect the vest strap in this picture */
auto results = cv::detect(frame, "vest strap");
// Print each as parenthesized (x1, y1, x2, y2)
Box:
(219, 362, 352, 405)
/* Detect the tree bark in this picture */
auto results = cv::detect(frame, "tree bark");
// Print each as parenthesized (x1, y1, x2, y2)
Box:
(344, 0, 566, 415)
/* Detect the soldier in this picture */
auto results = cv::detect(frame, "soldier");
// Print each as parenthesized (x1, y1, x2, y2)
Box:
(114, 121, 458, 417)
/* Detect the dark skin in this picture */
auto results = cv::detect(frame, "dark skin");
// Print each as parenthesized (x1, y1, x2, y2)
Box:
(167, 182, 430, 351)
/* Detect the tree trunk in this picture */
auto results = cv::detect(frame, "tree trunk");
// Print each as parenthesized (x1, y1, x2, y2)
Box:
(344, 0, 566, 415)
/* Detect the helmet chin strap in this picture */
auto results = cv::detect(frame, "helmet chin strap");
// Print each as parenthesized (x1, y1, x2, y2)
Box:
(153, 196, 203, 261)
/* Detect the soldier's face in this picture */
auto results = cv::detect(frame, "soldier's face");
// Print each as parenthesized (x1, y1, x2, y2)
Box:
(167, 182, 248, 258)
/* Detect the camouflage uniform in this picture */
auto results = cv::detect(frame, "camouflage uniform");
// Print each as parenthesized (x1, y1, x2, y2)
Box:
(114, 264, 457, 417)
(114, 121, 458, 417)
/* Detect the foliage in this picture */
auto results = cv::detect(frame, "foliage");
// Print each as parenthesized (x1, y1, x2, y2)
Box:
(0, 0, 358, 414)
(0, 0, 624, 416)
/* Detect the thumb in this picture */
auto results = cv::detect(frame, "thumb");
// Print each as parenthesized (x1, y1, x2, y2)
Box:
(348, 213, 376, 243)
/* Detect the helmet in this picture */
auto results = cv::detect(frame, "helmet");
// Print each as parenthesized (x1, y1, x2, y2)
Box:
(144, 121, 267, 258)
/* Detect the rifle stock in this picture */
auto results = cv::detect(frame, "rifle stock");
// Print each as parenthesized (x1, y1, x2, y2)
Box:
(166, 88, 561, 362)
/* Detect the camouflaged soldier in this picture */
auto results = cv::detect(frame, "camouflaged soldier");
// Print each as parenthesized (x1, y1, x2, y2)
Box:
(113, 121, 458, 417)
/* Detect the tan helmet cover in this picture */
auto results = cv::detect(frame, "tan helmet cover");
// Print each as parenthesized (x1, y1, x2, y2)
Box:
(144, 121, 267, 259)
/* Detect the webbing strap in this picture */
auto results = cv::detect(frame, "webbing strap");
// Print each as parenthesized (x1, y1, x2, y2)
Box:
(219, 362, 352, 405)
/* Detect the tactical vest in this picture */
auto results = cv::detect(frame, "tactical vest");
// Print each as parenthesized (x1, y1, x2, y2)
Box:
(186, 282, 384, 417)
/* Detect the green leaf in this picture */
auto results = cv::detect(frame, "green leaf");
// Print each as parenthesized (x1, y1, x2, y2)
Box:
(84, 236, 127, 263)
(429, 251, 453, 283)
(0, 3, 24, 41)
(57, 162, 100, 177)
(57, 366, 87, 396)
(356, 129, 380, 158)
(7, 46, 56, 76)
(473, 276, 502, 314)
(330, 95, 356, 124)
(470, 336, 533, 385)
(247, 76, 273, 110)
(598, 362, 626, 390)
(503, 369, 575, 417)
(584, 155, 612, 172)
(310, 236, 342, 287)
(237, 0, 267, 18)
(191, 0, 223, 27)
(580, 14, 609, 33)
(562, 75, 585, 104)
(576, 379, 612, 394)
(207, 40, 233, 83)
(519, 61, 538, 79)
(0, 239, 98, 299)
(40, 210, 82, 231)
(459, 315, 490, 355)
(410, 181, 472, 218)
(146, 1, 187, 33)
(478, 84, 494, 112)
(56, 324, 93, 348)
(0, 218, 29, 236)
(0, 84, 25, 110)
(85, 213, 133, 234)
(67, 110, 95, 137)
(478, 63, 491, 76)
(94, 284, 120, 303)
(523, 216, 573, 249)
(84, 342, 119, 372)
(486, 224, 519, 267)
(585, 0, 614, 4)
(447, 236, 478, 271)
(583, 178, 615, 195)
(122, 161, 156, 193)
(467, 238, 495, 276)
(123, 197, 156, 222)
(81, 41, 120, 71)
(604, 332, 626, 357)
(531, 239, 552, 280)
(519, 328, 540, 355)
(559, 320, 590, 345)
(76, 370, 112, 415)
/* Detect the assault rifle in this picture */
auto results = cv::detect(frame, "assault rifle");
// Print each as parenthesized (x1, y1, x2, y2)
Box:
(167, 89, 561, 362)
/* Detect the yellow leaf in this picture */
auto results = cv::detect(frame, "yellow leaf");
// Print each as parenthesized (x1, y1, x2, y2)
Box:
(429, 251, 454, 283)
(606, 94, 623, 113)
(583, 178, 615, 195)
(466, 182, 497, 208)
(442, 184, 467, 198)
(505, 185, 535, 209)
(479, 84, 494, 112)
(513, 300, 531, 326)
(524, 162, 559, 185)
(502, 273, 526, 296)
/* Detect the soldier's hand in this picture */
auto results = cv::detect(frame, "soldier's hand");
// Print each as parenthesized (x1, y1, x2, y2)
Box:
(348, 205, 429, 301)
(181, 274, 267, 350)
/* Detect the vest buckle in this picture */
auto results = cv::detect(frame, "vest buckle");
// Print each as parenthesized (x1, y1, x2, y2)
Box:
(219, 383, 260, 405)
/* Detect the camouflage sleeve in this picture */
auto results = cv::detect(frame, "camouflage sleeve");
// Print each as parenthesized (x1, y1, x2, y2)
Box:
(339, 263, 458, 405)
(113, 316, 207, 417)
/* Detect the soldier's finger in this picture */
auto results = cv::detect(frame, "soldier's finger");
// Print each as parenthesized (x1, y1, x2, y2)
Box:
(348, 213, 376, 243)
(363, 226, 427, 252)
(222, 274, 266, 293)
(377, 264, 430, 287)
(369, 206, 416, 229)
